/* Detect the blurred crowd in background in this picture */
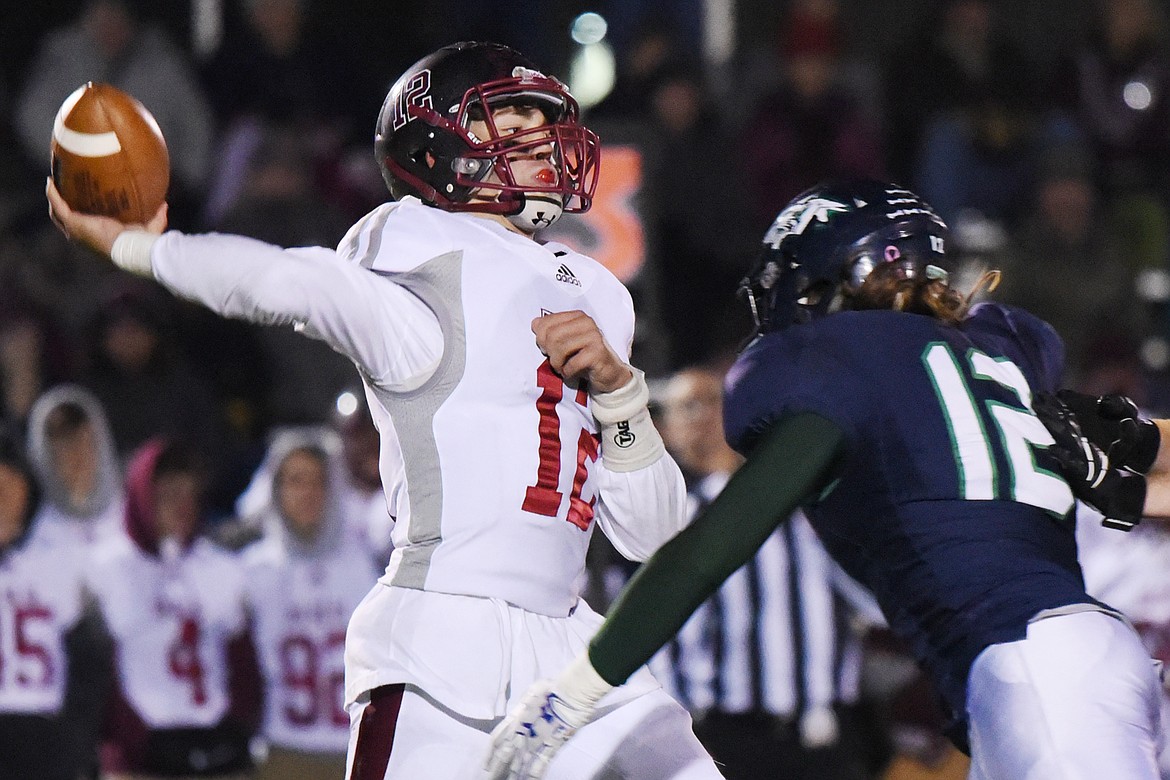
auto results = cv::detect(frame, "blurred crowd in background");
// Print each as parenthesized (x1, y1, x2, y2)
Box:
(4, 0, 1170, 483)
(4, 0, 1170, 778)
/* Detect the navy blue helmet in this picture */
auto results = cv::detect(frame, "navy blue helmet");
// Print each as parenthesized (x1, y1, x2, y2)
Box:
(740, 179, 951, 333)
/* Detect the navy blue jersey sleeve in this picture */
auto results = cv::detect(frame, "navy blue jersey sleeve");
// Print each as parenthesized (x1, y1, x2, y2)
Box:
(724, 329, 867, 455)
(965, 302, 1065, 393)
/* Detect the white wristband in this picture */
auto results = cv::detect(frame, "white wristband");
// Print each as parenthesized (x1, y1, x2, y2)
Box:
(590, 369, 665, 472)
(555, 652, 613, 720)
(589, 368, 650, 425)
(110, 230, 158, 276)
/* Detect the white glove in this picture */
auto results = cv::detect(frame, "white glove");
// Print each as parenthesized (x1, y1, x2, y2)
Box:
(484, 654, 613, 780)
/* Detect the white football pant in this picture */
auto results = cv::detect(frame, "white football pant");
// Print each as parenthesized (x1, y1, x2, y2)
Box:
(345, 684, 723, 779)
(967, 610, 1163, 779)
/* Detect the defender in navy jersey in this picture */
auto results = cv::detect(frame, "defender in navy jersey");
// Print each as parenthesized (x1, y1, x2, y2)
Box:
(487, 180, 1164, 780)
(724, 302, 1089, 734)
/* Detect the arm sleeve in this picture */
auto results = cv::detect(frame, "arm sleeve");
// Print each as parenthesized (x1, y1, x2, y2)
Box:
(592, 450, 688, 561)
(588, 412, 847, 686)
(149, 231, 443, 388)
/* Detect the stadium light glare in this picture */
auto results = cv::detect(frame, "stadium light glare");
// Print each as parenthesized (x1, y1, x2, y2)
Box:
(569, 41, 616, 109)
(571, 12, 608, 45)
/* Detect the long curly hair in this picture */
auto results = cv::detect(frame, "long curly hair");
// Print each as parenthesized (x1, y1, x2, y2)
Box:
(851, 263, 1001, 326)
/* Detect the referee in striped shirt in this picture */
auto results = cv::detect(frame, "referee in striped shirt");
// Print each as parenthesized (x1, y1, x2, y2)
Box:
(647, 366, 888, 779)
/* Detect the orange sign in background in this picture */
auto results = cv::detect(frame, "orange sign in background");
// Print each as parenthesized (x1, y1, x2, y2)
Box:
(548, 144, 647, 283)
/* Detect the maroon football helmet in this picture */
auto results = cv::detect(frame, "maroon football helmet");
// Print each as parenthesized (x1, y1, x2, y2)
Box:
(375, 41, 600, 228)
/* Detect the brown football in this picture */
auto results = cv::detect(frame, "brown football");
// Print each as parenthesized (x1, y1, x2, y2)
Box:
(50, 82, 169, 223)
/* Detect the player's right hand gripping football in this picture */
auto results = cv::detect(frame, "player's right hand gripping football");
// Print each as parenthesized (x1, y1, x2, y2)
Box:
(1033, 391, 1147, 530)
(46, 177, 167, 259)
(485, 679, 594, 780)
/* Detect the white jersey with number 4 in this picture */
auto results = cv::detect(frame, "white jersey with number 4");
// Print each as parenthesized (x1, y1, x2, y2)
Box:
(87, 535, 247, 727)
(0, 517, 85, 715)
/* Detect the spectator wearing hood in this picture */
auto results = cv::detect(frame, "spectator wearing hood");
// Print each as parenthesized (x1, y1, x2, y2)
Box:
(0, 429, 98, 779)
(232, 410, 389, 567)
(239, 428, 379, 780)
(26, 384, 124, 548)
(86, 438, 259, 779)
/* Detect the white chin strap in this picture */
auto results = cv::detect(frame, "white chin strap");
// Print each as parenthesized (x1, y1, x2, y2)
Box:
(507, 193, 564, 232)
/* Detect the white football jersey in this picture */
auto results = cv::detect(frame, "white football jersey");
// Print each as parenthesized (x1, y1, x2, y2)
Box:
(151, 200, 685, 618)
(38, 500, 124, 550)
(87, 535, 247, 728)
(339, 199, 635, 616)
(244, 535, 376, 753)
(148, 202, 687, 719)
(0, 516, 86, 715)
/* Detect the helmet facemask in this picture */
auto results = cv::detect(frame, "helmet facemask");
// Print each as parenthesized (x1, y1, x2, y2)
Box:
(384, 69, 600, 230)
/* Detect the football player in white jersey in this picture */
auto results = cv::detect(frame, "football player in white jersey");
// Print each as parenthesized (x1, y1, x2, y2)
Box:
(0, 431, 94, 779)
(26, 383, 125, 547)
(242, 428, 381, 780)
(48, 40, 721, 780)
(86, 438, 259, 779)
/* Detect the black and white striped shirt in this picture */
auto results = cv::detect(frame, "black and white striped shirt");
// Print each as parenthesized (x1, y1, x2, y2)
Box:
(647, 472, 879, 721)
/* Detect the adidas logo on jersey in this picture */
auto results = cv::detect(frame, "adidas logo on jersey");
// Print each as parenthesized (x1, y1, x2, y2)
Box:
(555, 263, 581, 287)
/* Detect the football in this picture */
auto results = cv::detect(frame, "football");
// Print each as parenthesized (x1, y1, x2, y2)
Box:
(50, 82, 169, 223)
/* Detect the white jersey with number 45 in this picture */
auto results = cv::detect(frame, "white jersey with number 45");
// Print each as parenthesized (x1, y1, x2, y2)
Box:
(0, 517, 85, 715)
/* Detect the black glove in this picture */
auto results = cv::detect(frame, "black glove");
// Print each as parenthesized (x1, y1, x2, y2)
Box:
(1055, 390, 1161, 474)
(1032, 392, 1146, 531)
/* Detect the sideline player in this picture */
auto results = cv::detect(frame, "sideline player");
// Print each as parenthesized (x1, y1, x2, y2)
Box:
(86, 438, 258, 779)
(241, 428, 379, 779)
(0, 431, 94, 779)
(48, 40, 721, 780)
(485, 180, 1165, 779)
(26, 383, 125, 546)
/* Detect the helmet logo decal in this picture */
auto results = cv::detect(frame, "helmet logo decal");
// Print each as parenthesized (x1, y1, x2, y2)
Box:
(764, 196, 850, 248)
(389, 69, 434, 131)
(512, 65, 549, 83)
